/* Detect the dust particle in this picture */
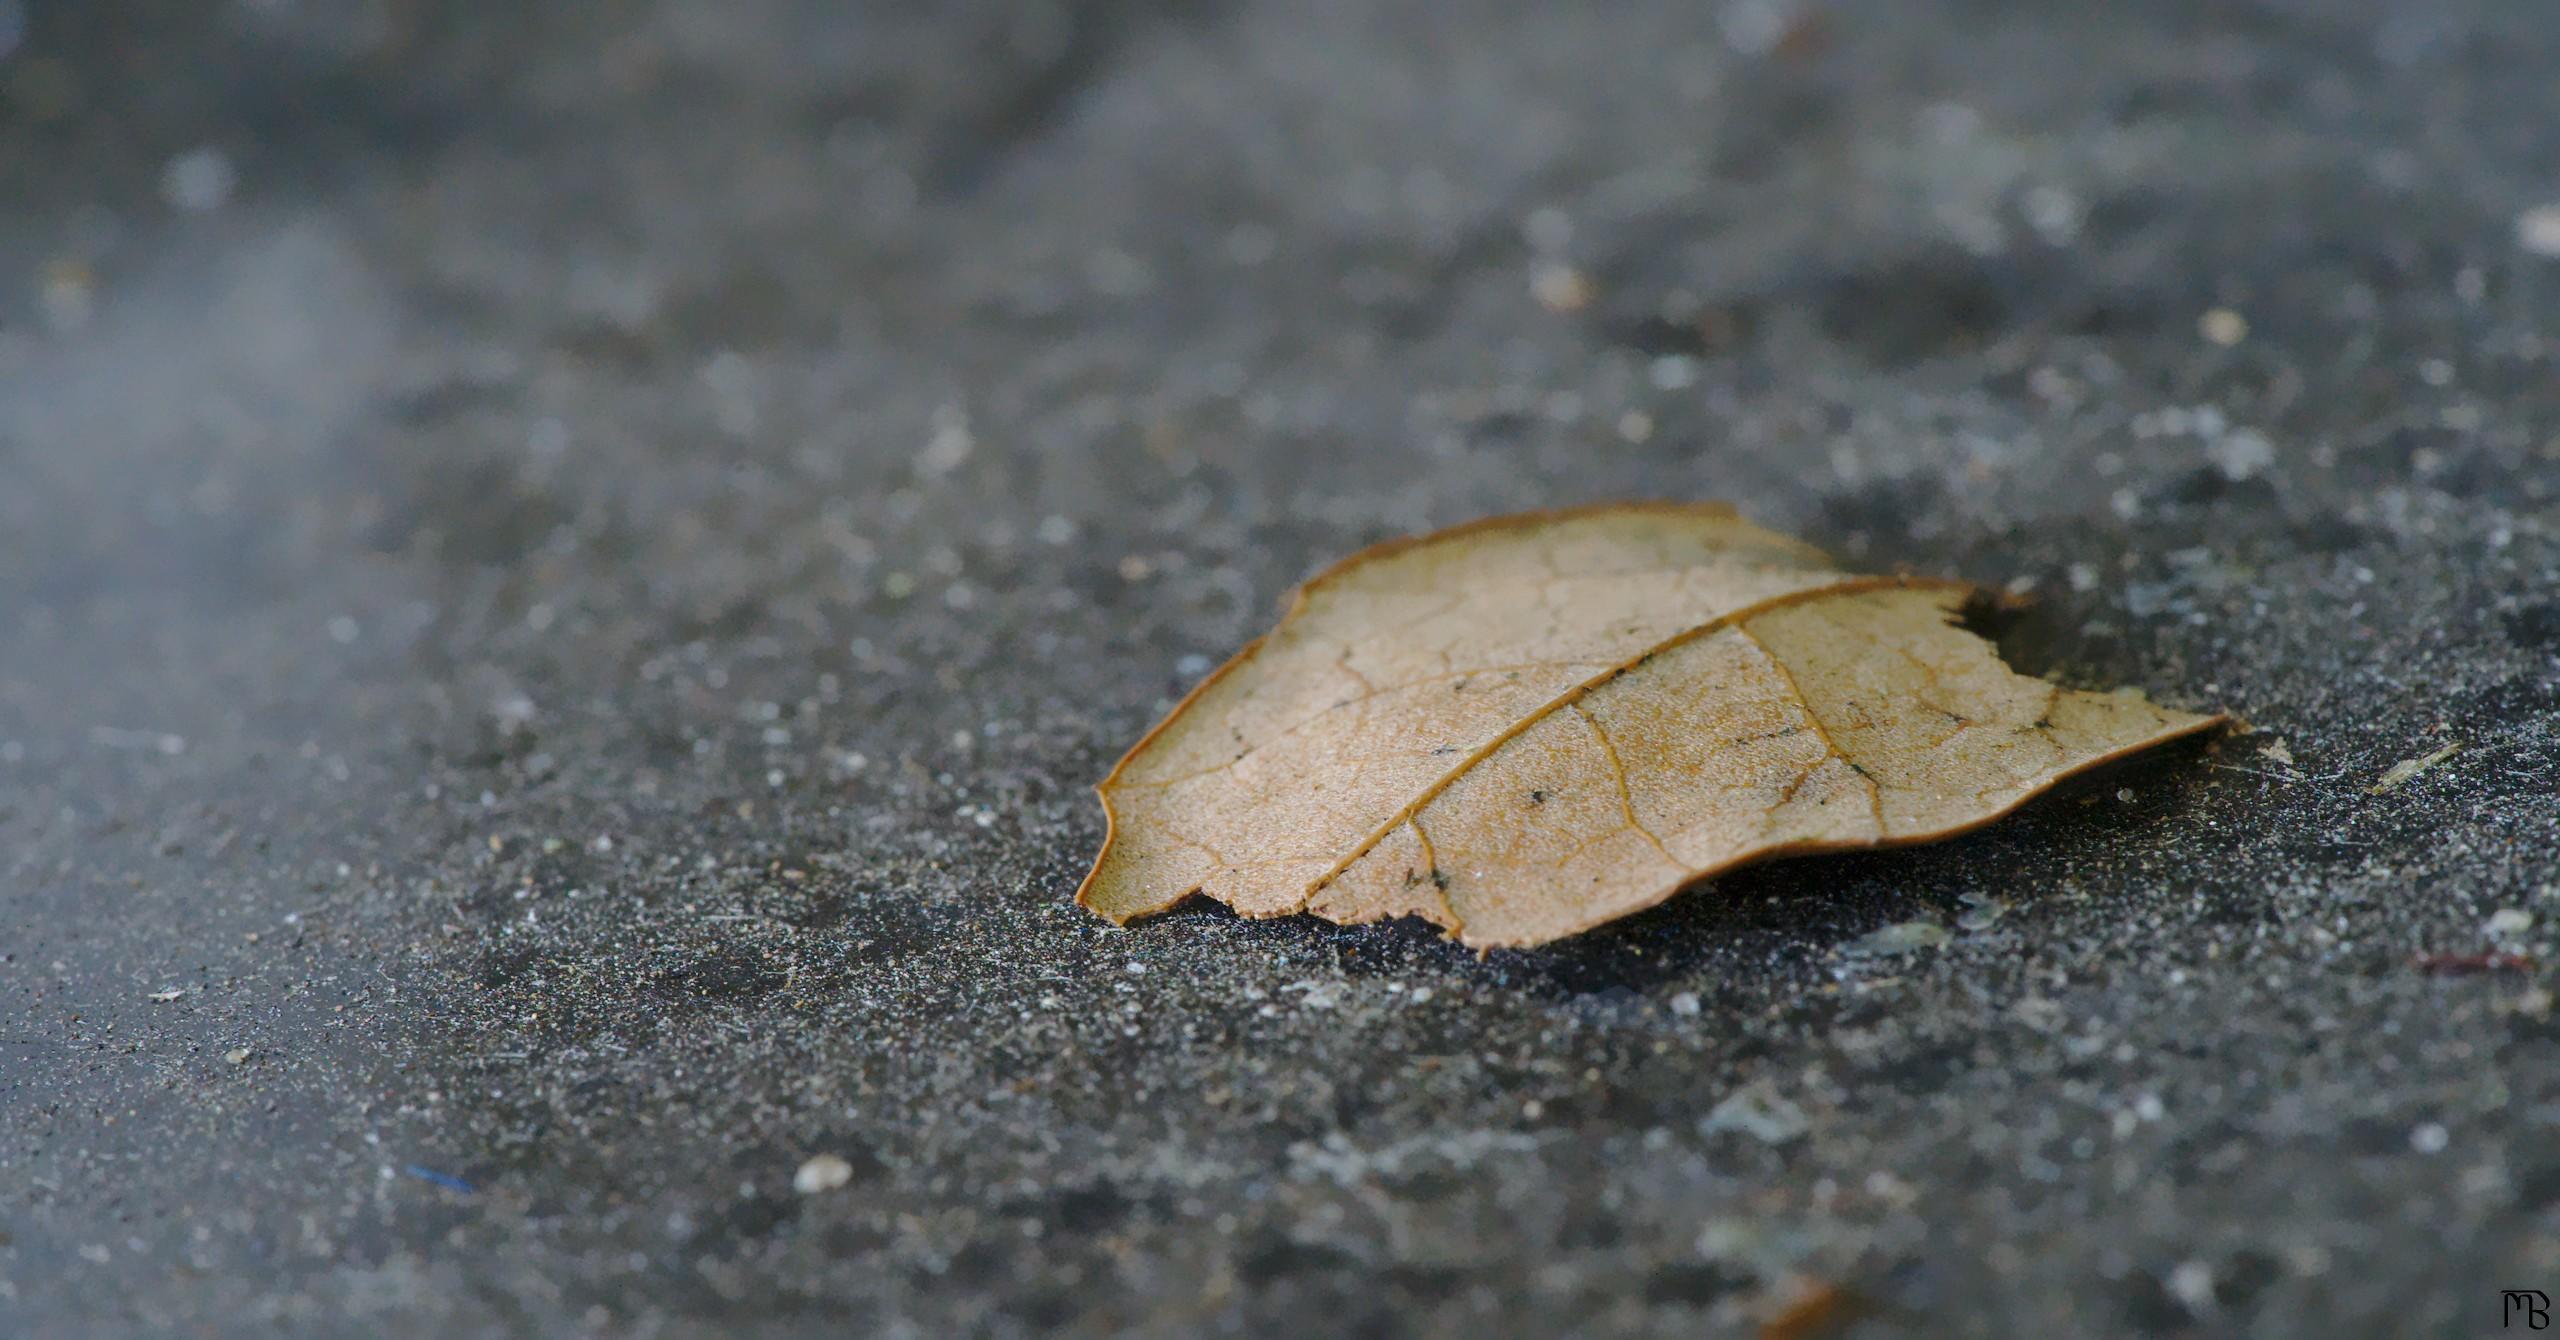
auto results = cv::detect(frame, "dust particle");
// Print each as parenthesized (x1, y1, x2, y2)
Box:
(2517, 203, 2560, 258)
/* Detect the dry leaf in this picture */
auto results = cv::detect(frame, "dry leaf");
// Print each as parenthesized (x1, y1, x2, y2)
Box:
(1078, 504, 2223, 948)
(1079, 504, 1852, 923)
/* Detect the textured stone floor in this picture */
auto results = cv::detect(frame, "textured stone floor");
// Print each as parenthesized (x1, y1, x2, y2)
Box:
(5, 2, 2558, 1335)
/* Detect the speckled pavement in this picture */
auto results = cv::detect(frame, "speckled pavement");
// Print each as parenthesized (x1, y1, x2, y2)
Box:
(5, 2, 2558, 1336)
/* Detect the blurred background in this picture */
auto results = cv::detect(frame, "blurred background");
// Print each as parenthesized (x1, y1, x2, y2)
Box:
(6, 3, 2559, 1337)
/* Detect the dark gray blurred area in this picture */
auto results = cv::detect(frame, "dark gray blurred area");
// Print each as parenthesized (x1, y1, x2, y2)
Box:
(6, 2, 2559, 1336)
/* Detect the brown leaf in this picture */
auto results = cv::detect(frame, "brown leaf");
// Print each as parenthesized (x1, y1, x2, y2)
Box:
(1078, 505, 2223, 948)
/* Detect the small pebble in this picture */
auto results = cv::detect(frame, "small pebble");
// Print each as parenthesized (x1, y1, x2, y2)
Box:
(223, 1047, 252, 1065)
(1699, 1082, 1808, 1143)
(793, 1153, 855, 1194)
(1529, 262, 1592, 313)
(2517, 203, 2560, 258)
(2197, 307, 2248, 346)
(1668, 991, 1702, 1017)
(917, 404, 973, 476)
(2205, 428, 2275, 482)
(2167, 1259, 2217, 1311)
(2410, 1123, 2449, 1155)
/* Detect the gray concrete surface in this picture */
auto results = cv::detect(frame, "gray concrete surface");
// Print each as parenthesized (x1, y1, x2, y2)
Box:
(5, 1, 2559, 1335)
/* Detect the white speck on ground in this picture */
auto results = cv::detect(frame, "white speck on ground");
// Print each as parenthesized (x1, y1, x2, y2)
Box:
(793, 1154, 855, 1195)
(2517, 202, 2560, 257)
(1700, 1082, 1810, 1144)
(2198, 307, 2249, 346)
(2168, 1259, 2217, 1311)
(918, 403, 974, 476)
(2205, 427, 2276, 481)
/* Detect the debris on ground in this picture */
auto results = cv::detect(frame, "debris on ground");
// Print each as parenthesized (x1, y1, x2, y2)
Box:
(1841, 920, 1953, 958)
(2370, 741, 2461, 794)
(1701, 1083, 1811, 1144)
(793, 1154, 856, 1195)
